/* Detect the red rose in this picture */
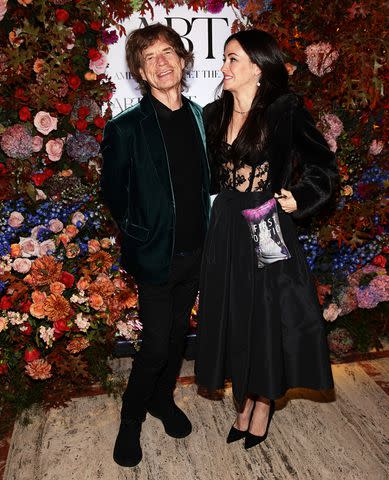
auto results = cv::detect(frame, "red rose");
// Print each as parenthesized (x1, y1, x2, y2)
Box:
(304, 97, 313, 110)
(76, 119, 88, 131)
(0, 296, 12, 310)
(21, 322, 33, 336)
(20, 300, 32, 313)
(78, 106, 90, 119)
(0, 163, 6, 175)
(95, 133, 103, 143)
(382, 246, 389, 255)
(68, 74, 81, 90)
(19, 106, 31, 121)
(372, 255, 387, 268)
(0, 363, 8, 376)
(61, 271, 75, 288)
(31, 168, 54, 187)
(93, 116, 106, 129)
(55, 8, 69, 23)
(72, 21, 86, 35)
(24, 347, 41, 363)
(55, 102, 72, 115)
(54, 318, 71, 333)
(15, 87, 29, 101)
(88, 48, 102, 61)
(351, 137, 361, 147)
(90, 20, 102, 31)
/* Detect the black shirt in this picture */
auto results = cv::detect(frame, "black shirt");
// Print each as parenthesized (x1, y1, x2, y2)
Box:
(151, 95, 204, 252)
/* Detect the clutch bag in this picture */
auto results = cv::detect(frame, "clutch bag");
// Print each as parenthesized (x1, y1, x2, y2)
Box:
(241, 197, 291, 268)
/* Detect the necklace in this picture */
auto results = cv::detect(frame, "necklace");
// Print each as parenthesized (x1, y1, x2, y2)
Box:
(233, 108, 249, 114)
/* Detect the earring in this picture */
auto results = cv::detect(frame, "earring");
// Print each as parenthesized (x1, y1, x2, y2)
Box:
(257, 81, 261, 87)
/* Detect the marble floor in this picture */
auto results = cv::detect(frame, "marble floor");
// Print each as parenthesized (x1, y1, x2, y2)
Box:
(3, 358, 389, 480)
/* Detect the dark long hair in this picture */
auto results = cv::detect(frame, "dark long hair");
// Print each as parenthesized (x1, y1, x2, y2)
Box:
(208, 29, 289, 166)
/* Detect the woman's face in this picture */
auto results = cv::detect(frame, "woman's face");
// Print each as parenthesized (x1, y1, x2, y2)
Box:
(221, 39, 261, 94)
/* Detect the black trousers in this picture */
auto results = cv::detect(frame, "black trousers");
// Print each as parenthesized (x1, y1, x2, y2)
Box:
(121, 250, 201, 421)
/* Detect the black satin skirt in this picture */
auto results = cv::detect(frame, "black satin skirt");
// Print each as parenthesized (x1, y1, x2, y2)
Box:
(195, 189, 334, 405)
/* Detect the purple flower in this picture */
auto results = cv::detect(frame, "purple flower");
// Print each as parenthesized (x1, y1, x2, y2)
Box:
(305, 42, 339, 77)
(206, 0, 224, 14)
(65, 132, 100, 163)
(102, 30, 119, 45)
(356, 286, 380, 309)
(0, 124, 33, 159)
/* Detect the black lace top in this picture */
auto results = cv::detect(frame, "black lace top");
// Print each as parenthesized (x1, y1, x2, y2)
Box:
(215, 142, 269, 193)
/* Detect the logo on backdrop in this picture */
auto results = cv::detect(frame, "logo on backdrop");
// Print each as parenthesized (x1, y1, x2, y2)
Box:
(106, 4, 238, 115)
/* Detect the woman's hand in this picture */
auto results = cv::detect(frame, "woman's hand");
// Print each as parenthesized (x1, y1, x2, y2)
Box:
(274, 188, 297, 213)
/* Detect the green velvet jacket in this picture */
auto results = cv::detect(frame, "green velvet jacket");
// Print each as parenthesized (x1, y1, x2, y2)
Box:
(100, 94, 211, 284)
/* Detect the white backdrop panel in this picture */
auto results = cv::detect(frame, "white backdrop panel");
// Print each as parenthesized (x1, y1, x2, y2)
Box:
(106, 4, 239, 117)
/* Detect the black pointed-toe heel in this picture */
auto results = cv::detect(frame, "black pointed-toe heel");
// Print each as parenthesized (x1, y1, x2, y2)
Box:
(244, 400, 275, 450)
(226, 424, 247, 443)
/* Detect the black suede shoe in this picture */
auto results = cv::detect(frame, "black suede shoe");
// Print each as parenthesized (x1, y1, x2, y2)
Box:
(113, 418, 143, 467)
(148, 402, 192, 438)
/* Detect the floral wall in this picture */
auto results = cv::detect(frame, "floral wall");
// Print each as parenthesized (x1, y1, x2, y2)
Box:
(0, 0, 387, 413)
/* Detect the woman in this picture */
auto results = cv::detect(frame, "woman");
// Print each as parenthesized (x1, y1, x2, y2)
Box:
(195, 29, 337, 450)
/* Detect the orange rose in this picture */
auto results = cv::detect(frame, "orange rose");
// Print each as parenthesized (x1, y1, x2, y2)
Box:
(24, 274, 33, 285)
(30, 302, 46, 319)
(50, 281, 66, 295)
(10, 243, 22, 258)
(58, 234, 71, 246)
(100, 238, 112, 249)
(33, 59, 45, 74)
(66, 243, 80, 258)
(32, 290, 47, 303)
(84, 71, 97, 81)
(59, 169, 73, 177)
(17, 0, 33, 5)
(65, 225, 78, 238)
(89, 293, 104, 310)
(77, 276, 90, 291)
(88, 239, 101, 253)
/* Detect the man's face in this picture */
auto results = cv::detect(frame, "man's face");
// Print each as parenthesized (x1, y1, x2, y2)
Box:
(139, 38, 185, 95)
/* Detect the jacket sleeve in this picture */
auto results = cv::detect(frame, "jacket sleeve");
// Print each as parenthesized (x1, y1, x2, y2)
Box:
(289, 105, 339, 219)
(100, 120, 131, 228)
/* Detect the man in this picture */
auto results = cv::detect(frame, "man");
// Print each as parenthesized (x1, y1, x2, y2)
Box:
(101, 23, 210, 467)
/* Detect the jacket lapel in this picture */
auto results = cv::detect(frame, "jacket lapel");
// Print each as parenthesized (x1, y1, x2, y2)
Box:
(139, 95, 174, 200)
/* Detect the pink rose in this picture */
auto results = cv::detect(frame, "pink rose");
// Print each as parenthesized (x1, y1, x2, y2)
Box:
(368, 140, 384, 156)
(0, 0, 7, 22)
(8, 211, 24, 228)
(71, 211, 85, 226)
(12, 257, 32, 274)
(30, 225, 45, 239)
(19, 237, 40, 258)
(323, 303, 342, 322)
(89, 54, 108, 75)
(36, 189, 47, 201)
(33, 111, 58, 135)
(45, 138, 64, 161)
(32, 136, 44, 152)
(48, 218, 64, 233)
(39, 239, 56, 257)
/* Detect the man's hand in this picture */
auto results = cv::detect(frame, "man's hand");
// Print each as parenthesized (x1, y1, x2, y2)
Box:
(274, 188, 297, 213)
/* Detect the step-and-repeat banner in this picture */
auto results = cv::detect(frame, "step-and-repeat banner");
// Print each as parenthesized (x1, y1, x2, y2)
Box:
(106, 5, 238, 117)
